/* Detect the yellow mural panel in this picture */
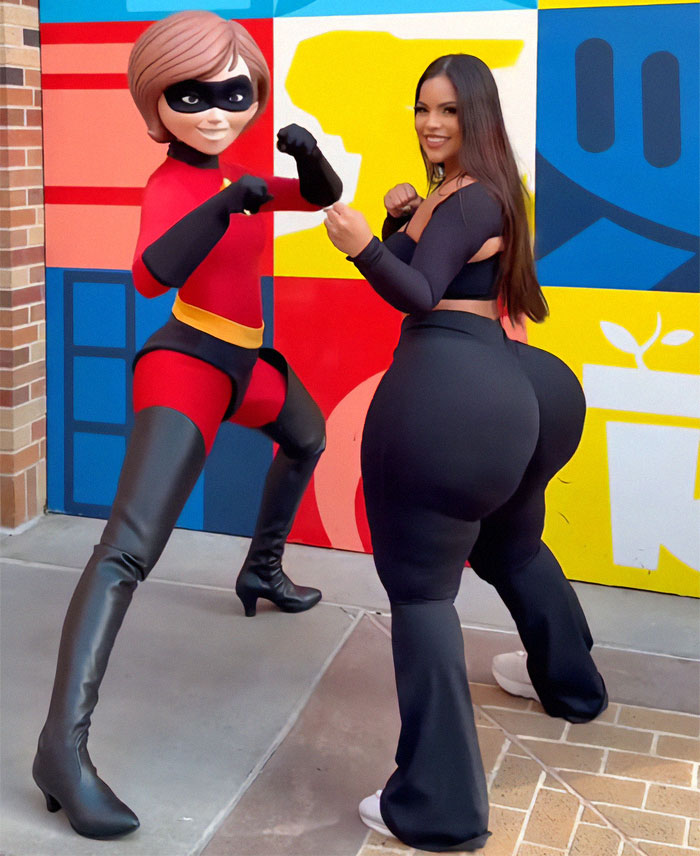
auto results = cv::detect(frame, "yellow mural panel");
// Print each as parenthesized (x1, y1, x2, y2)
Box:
(528, 288, 700, 597)
(275, 31, 525, 279)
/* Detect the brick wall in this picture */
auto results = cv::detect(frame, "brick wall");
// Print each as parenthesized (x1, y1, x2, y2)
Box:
(0, 0, 46, 530)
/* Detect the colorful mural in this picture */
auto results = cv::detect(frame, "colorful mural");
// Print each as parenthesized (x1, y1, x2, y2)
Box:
(42, 1, 699, 596)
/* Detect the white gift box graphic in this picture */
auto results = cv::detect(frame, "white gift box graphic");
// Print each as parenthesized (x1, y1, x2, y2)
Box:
(582, 320, 700, 573)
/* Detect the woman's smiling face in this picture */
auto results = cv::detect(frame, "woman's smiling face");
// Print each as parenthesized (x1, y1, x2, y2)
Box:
(414, 74, 462, 177)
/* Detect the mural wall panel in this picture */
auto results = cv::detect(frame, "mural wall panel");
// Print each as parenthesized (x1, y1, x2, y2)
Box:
(42, 0, 699, 595)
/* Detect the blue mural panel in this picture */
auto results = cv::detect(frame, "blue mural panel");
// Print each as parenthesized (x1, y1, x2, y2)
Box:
(46, 267, 276, 537)
(536, 4, 699, 293)
(39, 0, 533, 22)
(73, 356, 127, 424)
(73, 432, 126, 506)
(73, 281, 126, 349)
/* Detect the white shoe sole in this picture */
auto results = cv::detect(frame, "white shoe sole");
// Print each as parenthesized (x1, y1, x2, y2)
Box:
(492, 665, 540, 701)
(360, 814, 393, 837)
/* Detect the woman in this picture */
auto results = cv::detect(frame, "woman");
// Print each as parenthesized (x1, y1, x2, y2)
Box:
(325, 54, 607, 852)
(33, 11, 341, 838)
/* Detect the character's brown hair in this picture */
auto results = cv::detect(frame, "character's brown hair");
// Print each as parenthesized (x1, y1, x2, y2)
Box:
(416, 54, 548, 324)
(128, 11, 270, 143)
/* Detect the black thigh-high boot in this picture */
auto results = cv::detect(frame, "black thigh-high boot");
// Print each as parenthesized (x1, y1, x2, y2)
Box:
(380, 601, 491, 853)
(235, 360, 325, 617)
(33, 406, 206, 838)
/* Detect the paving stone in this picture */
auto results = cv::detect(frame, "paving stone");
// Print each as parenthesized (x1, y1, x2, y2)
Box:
(478, 725, 510, 775)
(489, 755, 544, 810)
(606, 750, 694, 786)
(559, 770, 646, 807)
(480, 806, 526, 856)
(569, 823, 624, 856)
(580, 807, 606, 825)
(618, 707, 700, 738)
(566, 721, 654, 753)
(656, 734, 700, 763)
(521, 739, 605, 773)
(595, 703, 621, 724)
(361, 829, 413, 852)
(597, 805, 686, 845)
(645, 783, 700, 818)
(637, 846, 700, 856)
(470, 683, 532, 711)
(516, 845, 566, 856)
(484, 709, 567, 741)
(522, 788, 581, 849)
(543, 775, 566, 791)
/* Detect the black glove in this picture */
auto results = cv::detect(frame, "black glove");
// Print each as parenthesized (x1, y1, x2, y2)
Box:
(142, 177, 272, 289)
(277, 123, 317, 158)
(221, 174, 273, 214)
(276, 124, 342, 207)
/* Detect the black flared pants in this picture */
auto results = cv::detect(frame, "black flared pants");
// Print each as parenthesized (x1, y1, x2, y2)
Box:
(361, 311, 607, 852)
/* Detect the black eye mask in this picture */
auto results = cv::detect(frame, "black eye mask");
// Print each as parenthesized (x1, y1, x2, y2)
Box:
(163, 76, 255, 113)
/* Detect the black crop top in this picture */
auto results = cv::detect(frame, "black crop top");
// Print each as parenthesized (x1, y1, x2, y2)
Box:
(350, 182, 503, 315)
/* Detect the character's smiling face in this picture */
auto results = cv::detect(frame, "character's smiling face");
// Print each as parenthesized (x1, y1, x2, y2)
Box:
(158, 54, 258, 155)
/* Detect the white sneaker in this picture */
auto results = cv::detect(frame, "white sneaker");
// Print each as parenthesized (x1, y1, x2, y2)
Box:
(359, 790, 392, 837)
(492, 651, 540, 701)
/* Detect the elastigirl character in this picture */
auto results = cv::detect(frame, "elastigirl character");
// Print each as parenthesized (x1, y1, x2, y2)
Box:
(33, 11, 341, 838)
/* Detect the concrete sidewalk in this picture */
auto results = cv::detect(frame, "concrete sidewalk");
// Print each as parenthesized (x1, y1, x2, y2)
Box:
(2, 514, 698, 856)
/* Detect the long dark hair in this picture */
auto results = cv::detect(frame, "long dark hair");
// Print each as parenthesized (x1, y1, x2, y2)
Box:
(416, 54, 547, 323)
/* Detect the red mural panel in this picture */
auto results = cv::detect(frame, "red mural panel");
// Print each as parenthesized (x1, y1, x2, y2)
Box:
(273, 275, 404, 552)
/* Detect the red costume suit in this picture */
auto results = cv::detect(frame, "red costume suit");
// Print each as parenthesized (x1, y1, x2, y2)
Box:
(131, 147, 322, 445)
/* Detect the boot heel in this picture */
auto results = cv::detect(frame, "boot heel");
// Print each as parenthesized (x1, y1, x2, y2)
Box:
(238, 591, 258, 617)
(40, 789, 61, 812)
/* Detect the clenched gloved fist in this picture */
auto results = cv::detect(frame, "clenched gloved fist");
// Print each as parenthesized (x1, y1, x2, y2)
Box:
(222, 174, 273, 214)
(276, 124, 317, 158)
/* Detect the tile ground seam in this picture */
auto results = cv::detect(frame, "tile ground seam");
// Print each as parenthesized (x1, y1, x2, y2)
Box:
(509, 767, 549, 855)
(192, 607, 368, 856)
(475, 706, 649, 856)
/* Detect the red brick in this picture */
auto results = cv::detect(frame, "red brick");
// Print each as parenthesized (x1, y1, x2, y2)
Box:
(26, 148, 42, 166)
(0, 386, 29, 406)
(24, 70, 41, 88)
(29, 378, 45, 398)
(0, 306, 29, 327)
(0, 188, 27, 207)
(0, 88, 33, 107)
(6, 324, 40, 347)
(29, 303, 44, 322)
(0, 346, 30, 368)
(0, 364, 41, 388)
(31, 416, 46, 442)
(0, 440, 41, 473)
(3, 128, 41, 147)
(33, 89, 42, 108)
(29, 264, 45, 283)
(26, 109, 42, 127)
(23, 0, 40, 7)
(0, 228, 28, 249)
(0, 245, 44, 267)
(27, 187, 43, 204)
(0, 471, 26, 528)
(1, 168, 43, 188)
(0, 108, 25, 126)
(0, 284, 43, 308)
(1, 149, 26, 167)
(0, 207, 34, 228)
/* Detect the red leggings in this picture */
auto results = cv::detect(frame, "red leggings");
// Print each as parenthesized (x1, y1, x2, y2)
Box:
(133, 350, 286, 454)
